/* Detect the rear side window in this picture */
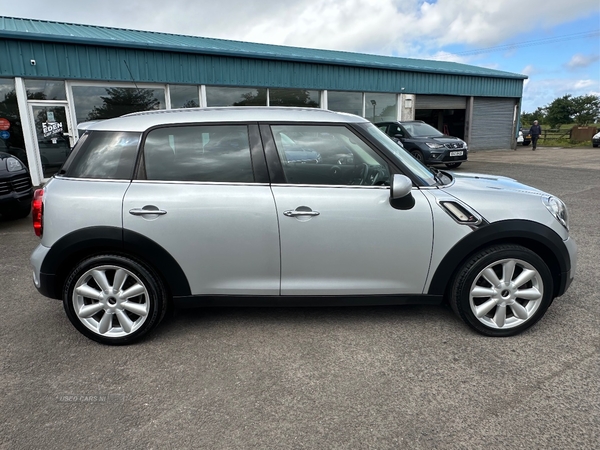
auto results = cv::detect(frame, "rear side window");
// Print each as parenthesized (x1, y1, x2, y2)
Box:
(142, 125, 254, 182)
(63, 131, 141, 180)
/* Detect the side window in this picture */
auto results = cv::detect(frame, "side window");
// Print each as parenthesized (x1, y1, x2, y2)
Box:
(63, 131, 141, 180)
(143, 125, 254, 182)
(271, 125, 390, 186)
(392, 125, 404, 137)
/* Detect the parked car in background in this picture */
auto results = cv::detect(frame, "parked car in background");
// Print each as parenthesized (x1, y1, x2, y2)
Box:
(376, 120, 467, 168)
(517, 128, 532, 146)
(0, 151, 33, 219)
(592, 131, 600, 148)
(30, 107, 576, 344)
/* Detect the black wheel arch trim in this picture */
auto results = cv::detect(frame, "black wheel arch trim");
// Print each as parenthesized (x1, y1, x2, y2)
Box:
(427, 219, 571, 298)
(39, 226, 191, 299)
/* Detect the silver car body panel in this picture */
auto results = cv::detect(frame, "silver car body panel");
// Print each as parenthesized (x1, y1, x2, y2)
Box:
(123, 181, 281, 295)
(419, 190, 474, 292)
(440, 172, 570, 240)
(271, 185, 434, 295)
(40, 177, 129, 248)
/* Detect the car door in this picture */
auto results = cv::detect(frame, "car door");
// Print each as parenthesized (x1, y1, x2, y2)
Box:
(263, 123, 434, 296)
(122, 123, 280, 296)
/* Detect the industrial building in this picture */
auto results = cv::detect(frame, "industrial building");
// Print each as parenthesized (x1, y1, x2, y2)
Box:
(0, 16, 527, 185)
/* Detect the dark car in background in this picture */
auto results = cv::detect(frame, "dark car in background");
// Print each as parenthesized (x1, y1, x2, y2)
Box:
(376, 121, 468, 168)
(0, 151, 33, 220)
(592, 131, 599, 148)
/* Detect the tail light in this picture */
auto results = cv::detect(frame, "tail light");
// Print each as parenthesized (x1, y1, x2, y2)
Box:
(32, 189, 44, 237)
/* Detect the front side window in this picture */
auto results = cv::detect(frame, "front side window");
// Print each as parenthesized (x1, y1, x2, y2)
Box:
(271, 125, 390, 186)
(143, 125, 254, 182)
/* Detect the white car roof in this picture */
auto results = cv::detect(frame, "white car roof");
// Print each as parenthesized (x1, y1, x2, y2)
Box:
(83, 107, 368, 132)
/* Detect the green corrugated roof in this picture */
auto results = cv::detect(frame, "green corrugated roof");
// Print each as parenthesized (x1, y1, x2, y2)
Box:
(0, 16, 527, 80)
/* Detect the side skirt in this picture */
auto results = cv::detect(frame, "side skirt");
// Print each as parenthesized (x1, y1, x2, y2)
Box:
(172, 294, 443, 309)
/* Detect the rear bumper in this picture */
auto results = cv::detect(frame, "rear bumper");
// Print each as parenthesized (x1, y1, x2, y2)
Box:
(31, 243, 61, 300)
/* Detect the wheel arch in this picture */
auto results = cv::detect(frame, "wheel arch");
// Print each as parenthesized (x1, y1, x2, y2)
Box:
(428, 220, 570, 299)
(40, 226, 191, 299)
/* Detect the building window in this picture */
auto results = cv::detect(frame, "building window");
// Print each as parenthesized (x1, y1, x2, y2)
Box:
(71, 86, 165, 124)
(365, 93, 397, 122)
(24, 79, 67, 101)
(328, 91, 363, 116)
(206, 86, 267, 106)
(0, 78, 26, 163)
(169, 85, 199, 109)
(269, 89, 319, 108)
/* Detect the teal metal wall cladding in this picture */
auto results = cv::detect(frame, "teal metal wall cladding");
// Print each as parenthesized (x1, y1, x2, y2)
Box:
(0, 16, 525, 98)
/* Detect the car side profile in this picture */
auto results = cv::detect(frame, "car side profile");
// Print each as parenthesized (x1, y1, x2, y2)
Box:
(376, 120, 468, 168)
(30, 107, 576, 344)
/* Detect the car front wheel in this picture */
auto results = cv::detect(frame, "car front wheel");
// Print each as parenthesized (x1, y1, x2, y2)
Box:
(63, 255, 167, 345)
(410, 150, 424, 163)
(450, 245, 553, 336)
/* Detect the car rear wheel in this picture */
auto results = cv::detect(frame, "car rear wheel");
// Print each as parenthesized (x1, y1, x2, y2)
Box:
(449, 245, 553, 337)
(63, 255, 167, 345)
(522, 141, 530, 147)
(445, 162, 462, 168)
(410, 150, 424, 163)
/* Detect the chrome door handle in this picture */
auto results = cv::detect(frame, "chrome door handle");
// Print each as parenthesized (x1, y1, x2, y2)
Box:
(129, 207, 167, 216)
(283, 210, 320, 217)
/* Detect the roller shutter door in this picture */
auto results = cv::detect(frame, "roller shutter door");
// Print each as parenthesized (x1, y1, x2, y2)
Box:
(415, 95, 467, 109)
(470, 98, 516, 150)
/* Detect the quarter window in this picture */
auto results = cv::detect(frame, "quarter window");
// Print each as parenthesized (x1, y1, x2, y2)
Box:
(63, 131, 141, 180)
(270, 125, 390, 186)
(143, 125, 254, 182)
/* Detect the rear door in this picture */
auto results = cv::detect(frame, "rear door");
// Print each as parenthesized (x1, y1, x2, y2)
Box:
(122, 123, 280, 296)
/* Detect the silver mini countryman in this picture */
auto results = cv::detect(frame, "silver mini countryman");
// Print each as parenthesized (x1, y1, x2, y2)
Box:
(30, 107, 577, 344)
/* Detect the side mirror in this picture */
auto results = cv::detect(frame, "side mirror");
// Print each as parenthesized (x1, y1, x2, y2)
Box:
(390, 174, 412, 199)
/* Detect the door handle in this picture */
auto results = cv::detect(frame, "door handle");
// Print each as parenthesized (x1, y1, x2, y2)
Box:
(283, 210, 320, 217)
(129, 207, 167, 216)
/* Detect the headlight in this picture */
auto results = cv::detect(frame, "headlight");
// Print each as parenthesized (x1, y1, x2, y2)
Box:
(543, 196, 569, 231)
(6, 157, 24, 172)
(593, 132, 600, 139)
(425, 142, 445, 149)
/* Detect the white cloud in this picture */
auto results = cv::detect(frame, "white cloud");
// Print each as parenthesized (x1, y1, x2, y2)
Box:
(566, 53, 600, 69)
(522, 77, 600, 111)
(3, 0, 599, 55)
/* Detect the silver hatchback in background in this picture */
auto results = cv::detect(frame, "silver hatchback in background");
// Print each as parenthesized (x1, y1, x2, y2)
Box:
(30, 107, 576, 344)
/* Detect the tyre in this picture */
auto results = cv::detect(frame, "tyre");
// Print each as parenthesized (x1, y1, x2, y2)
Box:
(445, 162, 462, 169)
(410, 150, 424, 163)
(449, 245, 553, 337)
(522, 141, 530, 147)
(593, 143, 598, 148)
(63, 255, 167, 345)
(3, 203, 31, 220)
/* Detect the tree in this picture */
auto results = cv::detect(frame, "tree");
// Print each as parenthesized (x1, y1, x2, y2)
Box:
(571, 94, 600, 126)
(544, 94, 575, 129)
(520, 107, 545, 126)
(87, 88, 160, 120)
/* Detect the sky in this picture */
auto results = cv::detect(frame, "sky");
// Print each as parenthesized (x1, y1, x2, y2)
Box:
(1, 0, 599, 112)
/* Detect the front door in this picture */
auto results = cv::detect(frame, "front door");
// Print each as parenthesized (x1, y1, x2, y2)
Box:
(267, 124, 434, 296)
(28, 103, 74, 180)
